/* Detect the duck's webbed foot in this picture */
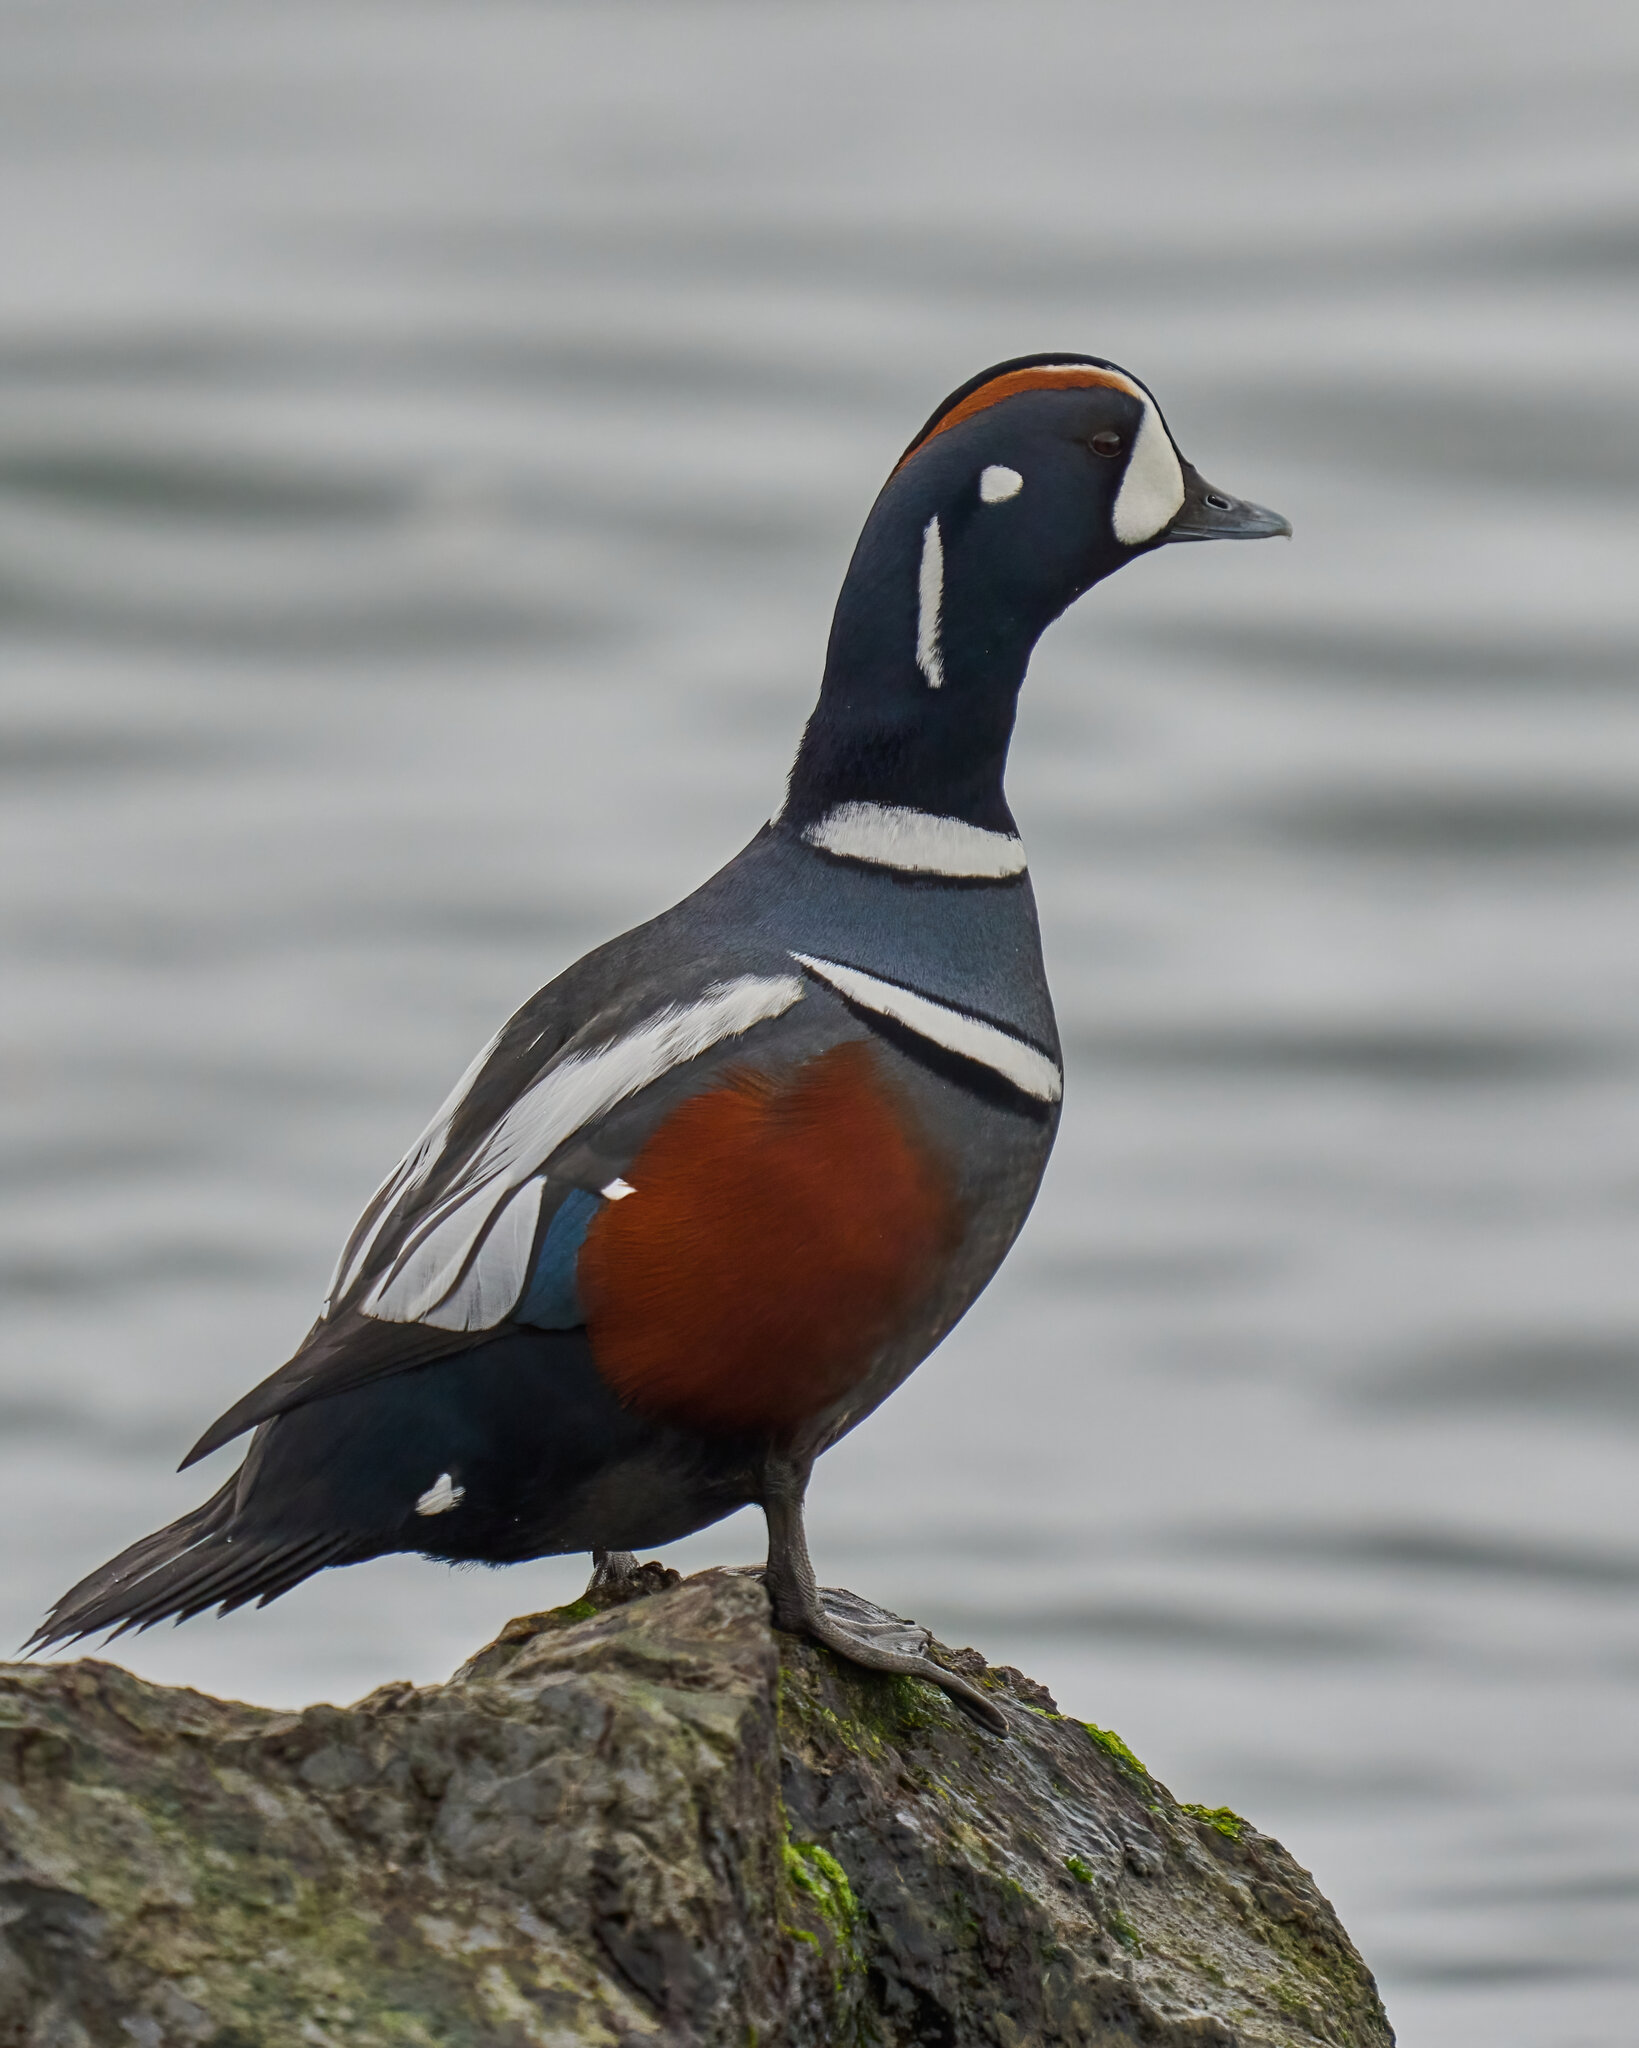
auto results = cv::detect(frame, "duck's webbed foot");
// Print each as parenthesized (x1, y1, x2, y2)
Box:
(759, 1457, 1007, 1734)
(583, 1548, 681, 1600)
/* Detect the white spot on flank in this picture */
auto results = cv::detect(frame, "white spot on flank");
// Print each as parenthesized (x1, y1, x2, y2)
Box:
(802, 802, 1026, 878)
(601, 1177, 636, 1201)
(1112, 402, 1185, 546)
(979, 465, 1023, 504)
(915, 516, 944, 688)
(791, 954, 1062, 1104)
(415, 1472, 465, 1517)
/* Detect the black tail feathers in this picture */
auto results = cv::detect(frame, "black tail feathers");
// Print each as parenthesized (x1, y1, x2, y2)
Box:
(26, 1479, 359, 1655)
(27, 1328, 668, 1655)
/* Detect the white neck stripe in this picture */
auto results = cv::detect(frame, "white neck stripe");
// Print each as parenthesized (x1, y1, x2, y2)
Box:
(801, 802, 1027, 879)
(792, 953, 1061, 1104)
(915, 515, 944, 688)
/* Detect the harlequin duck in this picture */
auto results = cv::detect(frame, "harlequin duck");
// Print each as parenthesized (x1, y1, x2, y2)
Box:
(34, 355, 1289, 1728)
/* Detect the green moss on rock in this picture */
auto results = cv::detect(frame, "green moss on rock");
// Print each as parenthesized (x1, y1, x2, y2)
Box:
(1108, 1906, 1145, 1954)
(1182, 1802, 1249, 1841)
(783, 1841, 858, 1939)
(1083, 1721, 1150, 1781)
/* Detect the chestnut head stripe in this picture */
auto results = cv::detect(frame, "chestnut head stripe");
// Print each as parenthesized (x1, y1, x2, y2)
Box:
(895, 363, 1148, 472)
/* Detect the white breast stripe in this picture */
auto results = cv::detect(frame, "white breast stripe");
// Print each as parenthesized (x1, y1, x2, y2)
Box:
(803, 802, 1026, 879)
(1112, 402, 1185, 546)
(915, 515, 944, 688)
(363, 973, 805, 1326)
(419, 1176, 545, 1331)
(791, 954, 1061, 1103)
(321, 1023, 504, 1314)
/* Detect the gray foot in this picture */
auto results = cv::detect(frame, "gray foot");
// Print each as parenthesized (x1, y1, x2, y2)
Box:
(817, 1584, 937, 1656)
(759, 1463, 1006, 1734)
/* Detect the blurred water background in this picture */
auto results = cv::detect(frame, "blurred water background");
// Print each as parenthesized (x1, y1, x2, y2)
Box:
(3, 2, 1639, 2039)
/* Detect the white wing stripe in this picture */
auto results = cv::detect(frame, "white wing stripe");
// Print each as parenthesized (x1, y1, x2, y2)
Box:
(323, 1023, 504, 1312)
(802, 801, 1026, 878)
(321, 1154, 413, 1315)
(363, 973, 805, 1326)
(420, 1177, 545, 1332)
(791, 953, 1062, 1104)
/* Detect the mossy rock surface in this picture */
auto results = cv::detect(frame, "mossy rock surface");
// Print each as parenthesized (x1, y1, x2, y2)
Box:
(0, 1571, 1393, 2046)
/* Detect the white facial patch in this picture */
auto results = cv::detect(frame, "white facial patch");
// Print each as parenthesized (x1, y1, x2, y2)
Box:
(979, 465, 1023, 504)
(415, 1471, 465, 1516)
(915, 516, 944, 689)
(980, 361, 1183, 546)
(803, 801, 1026, 878)
(1112, 401, 1185, 546)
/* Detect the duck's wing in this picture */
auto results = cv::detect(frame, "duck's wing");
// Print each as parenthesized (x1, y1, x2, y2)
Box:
(182, 962, 808, 1466)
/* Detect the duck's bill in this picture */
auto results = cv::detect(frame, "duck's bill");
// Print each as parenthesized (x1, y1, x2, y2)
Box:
(1163, 464, 1292, 542)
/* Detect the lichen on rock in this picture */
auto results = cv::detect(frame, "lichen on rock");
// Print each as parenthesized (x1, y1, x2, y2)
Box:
(0, 1570, 1393, 2046)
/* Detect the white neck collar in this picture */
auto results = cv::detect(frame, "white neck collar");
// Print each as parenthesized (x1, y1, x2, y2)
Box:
(798, 801, 1026, 879)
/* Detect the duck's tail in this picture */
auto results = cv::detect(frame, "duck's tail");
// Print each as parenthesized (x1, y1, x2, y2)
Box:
(25, 1477, 357, 1655)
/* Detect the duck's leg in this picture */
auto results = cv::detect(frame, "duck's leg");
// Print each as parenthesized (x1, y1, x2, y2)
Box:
(582, 1548, 681, 1597)
(585, 1547, 641, 1591)
(760, 1454, 1006, 1733)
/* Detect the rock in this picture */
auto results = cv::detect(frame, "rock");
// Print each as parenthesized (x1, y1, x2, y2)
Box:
(0, 1571, 1393, 2047)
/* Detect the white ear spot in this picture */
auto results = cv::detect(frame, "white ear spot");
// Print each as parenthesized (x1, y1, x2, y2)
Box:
(415, 1471, 465, 1516)
(915, 516, 944, 689)
(979, 465, 1023, 504)
(1112, 404, 1185, 545)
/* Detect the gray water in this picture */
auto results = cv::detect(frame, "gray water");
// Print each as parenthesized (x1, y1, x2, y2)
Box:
(4, 3, 1639, 2038)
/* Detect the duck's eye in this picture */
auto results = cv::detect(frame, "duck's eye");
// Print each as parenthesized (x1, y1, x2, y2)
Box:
(1089, 430, 1124, 458)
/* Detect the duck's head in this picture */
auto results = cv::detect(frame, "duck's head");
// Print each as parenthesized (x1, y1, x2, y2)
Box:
(893, 352, 1288, 574)
(786, 353, 1289, 836)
